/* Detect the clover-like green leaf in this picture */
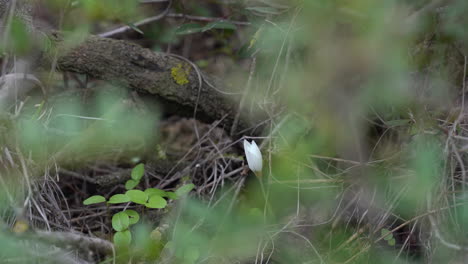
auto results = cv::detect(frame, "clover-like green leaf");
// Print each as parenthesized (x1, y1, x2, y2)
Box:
(114, 230, 132, 248)
(145, 195, 167, 209)
(381, 228, 392, 241)
(126, 190, 149, 205)
(112, 212, 130, 232)
(131, 163, 145, 181)
(123, 209, 140, 225)
(108, 194, 130, 204)
(83, 195, 106, 205)
(125, 179, 139, 190)
(145, 188, 167, 197)
(165, 191, 178, 200)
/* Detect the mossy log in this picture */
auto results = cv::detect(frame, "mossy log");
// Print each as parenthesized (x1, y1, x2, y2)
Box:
(51, 34, 262, 136)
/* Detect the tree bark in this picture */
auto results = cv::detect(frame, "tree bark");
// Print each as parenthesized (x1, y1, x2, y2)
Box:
(51, 34, 262, 136)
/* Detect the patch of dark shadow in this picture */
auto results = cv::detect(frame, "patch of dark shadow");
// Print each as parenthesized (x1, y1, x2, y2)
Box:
(366, 118, 388, 140)
(338, 200, 423, 261)
(384, 221, 423, 260)
(130, 54, 165, 72)
(365, 116, 410, 151)
(138, 93, 220, 127)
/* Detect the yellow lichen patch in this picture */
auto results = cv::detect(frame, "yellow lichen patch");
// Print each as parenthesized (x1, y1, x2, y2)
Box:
(171, 63, 190, 85)
(12, 219, 29, 233)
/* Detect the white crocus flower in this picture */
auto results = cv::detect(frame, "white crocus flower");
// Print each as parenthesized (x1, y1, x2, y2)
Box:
(244, 139, 263, 173)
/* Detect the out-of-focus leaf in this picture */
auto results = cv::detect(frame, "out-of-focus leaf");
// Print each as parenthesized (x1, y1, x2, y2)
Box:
(114, 230, 132, 248)
(82, 0, 139, 21)
(183, 247, 200, 263)
(202, 21, 237, 32)
(381, 228, 392, 241)
(166, 192, 178, 200)
(126, 23, 144, 35)
(175, 183, 195, 198)
(175, 23, 204, 35)
(385, 119, 410, 127)
(8, 18, 32, 55)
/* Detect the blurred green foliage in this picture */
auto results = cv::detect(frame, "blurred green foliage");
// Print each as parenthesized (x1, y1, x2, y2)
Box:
(3, 0, 468, 263)
(81, 0, 140, 22)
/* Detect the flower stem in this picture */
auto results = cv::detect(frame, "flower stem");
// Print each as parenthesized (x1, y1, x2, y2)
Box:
(254, 171, 271, 221)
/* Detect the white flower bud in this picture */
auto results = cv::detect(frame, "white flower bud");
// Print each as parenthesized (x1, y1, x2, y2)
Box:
(243, 139, 263, 172)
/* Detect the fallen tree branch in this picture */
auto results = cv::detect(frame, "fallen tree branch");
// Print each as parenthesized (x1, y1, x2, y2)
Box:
(49, 33, 262, 135)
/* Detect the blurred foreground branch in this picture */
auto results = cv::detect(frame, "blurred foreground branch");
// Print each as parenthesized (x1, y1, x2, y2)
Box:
(34, 230, 113, 255)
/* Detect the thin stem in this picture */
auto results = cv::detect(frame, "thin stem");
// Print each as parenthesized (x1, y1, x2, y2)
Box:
(254, 171, 272, 222)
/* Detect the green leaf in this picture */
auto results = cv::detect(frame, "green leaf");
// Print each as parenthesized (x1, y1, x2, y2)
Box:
(145, 188, 167, 197)
(145, 195, 167, 209)
(125, 179, 139, 190)
(175, 23, 204, 35)
(237, 43, 255, 59)
(112, 212, 130, 232)
(83, 195, 106, 205)
(202, 21, 237, 32)
(381, 228, 392, 240)
(114, 230, 132, 248)
(126, 22, 144, 35)
(126, 190, 149, 205)
(388, 238, 396, 246)
(165, 192, 178, 200)
(123, 209, 140, 225)
(108, 194, 130, 204)
(131, 163, 145, 181)
(175, 183, 195, 197)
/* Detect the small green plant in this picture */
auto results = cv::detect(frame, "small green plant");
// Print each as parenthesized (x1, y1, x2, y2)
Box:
(381, 228, 396, 246)
(83, 163, 195, 249)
